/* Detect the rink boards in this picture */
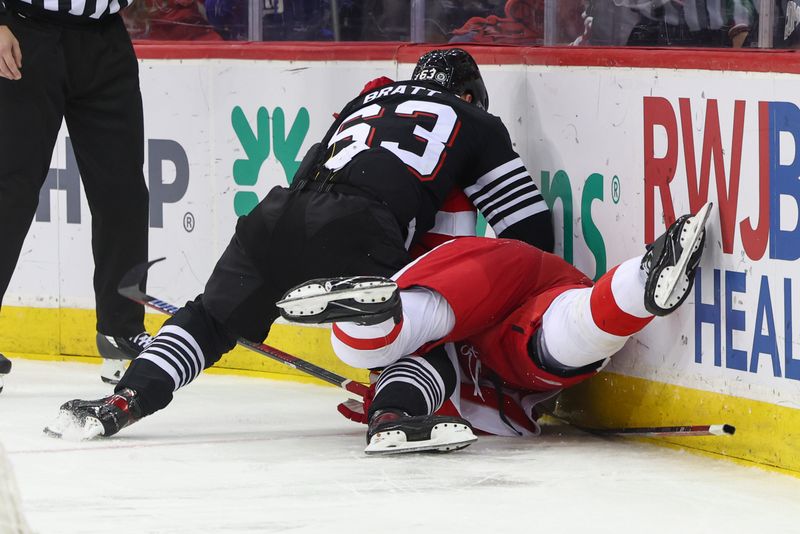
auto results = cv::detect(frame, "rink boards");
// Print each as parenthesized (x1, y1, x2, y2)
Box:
(1, 44, 799, 473)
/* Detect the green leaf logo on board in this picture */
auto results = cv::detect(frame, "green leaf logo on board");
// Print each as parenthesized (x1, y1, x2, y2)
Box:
(231, 106, 310, 216)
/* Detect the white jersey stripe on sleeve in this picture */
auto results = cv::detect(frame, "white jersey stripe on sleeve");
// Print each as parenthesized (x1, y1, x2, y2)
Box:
(477, 182, 538, 215)
(468, 170, 531, 206)
(485, 190, 543, 222)
(464, 158, 525, 196)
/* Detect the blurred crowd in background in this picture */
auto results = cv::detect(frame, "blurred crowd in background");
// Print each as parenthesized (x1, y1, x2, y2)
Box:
(122, 0, 800, 49)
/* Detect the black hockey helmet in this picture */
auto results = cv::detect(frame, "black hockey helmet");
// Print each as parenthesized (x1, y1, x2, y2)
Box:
(411, 48, 489, 111)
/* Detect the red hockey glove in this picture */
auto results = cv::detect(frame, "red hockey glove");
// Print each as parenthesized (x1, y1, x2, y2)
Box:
(336, 374, 378, 424)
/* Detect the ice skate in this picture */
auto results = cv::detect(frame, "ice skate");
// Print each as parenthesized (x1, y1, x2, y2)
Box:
(0, 353, 10, 394)
(44, 388, 143, 440)
(642, 202, 713, 316)
(277, 276, 401, 325)
(97, 331, 153, 384)
(364, 409, 477, 455)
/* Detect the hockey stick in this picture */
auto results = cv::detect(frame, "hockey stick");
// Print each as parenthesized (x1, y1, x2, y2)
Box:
(576, 423, 736, 438)
(118, 259, 369, 398)
(544, 413, 735, 437)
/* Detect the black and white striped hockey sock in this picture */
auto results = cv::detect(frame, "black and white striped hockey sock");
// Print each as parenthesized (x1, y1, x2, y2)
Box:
(369, 346, 457, 418)
(117, 324, 208, 416)
(136, 324, 206, 389)
(116, 297, 237, 416)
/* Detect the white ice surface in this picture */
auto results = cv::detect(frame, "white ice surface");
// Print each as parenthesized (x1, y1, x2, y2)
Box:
(1, 360, 799, 534)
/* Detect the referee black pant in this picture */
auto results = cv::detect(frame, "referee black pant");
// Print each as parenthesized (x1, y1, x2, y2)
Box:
(0, 12, 148, 337)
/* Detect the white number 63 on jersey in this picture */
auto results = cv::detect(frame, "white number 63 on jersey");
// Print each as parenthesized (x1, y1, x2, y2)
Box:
(324, 100, 458, 180)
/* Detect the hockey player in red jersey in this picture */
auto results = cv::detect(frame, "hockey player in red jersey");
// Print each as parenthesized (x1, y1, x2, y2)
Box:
(277, 203, 713, 454)
(46, 48, 555, 440)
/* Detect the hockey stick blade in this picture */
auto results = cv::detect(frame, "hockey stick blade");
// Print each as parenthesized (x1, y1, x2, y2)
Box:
(118, 260, 369, 398)
(118, 257, 167, 303)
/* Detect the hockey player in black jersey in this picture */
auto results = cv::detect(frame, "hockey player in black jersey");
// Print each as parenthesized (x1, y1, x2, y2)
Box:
(45, 48, 555, 442)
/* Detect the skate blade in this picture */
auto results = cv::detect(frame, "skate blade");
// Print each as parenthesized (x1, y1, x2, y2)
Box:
(364, 423, 477, 456)
(277, 280, 397, 318)
(43, 410, 104, 441)
(655, 202, 713, 309)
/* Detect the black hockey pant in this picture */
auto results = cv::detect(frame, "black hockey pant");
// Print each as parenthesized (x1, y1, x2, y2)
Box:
(118, 186, 411, 416)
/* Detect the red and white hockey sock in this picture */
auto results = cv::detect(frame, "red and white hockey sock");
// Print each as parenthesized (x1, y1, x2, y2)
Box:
(541, 256, 654, 369)
(331, 287, 455, 369)
(591, 255, 654, 336)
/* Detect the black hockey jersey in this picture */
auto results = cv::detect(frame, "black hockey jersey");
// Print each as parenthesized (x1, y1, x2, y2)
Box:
(296, 80, 552, 251)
